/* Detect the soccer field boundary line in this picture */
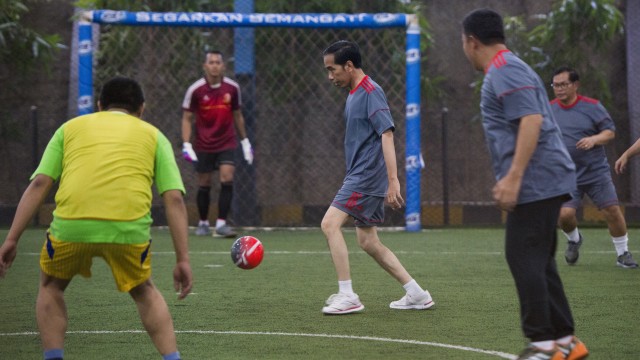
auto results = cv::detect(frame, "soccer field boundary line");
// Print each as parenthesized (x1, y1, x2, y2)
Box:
(20, 250, 617, 256)
(0, 329, 517, 359)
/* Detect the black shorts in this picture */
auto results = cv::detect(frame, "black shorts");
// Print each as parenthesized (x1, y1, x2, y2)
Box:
(195, 149, 235, 173)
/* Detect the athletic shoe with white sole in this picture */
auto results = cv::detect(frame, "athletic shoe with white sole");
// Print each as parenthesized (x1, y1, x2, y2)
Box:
(557, 336, 589, 360)
(564, 234, 583, 265)
(389, 290, 435, 310)
(322, 292, 364, 315)
(516, 345, 563, 360)
(616, 251, 638, 269)
(214, 224, 237, 238)
(195, 223, 211, 236)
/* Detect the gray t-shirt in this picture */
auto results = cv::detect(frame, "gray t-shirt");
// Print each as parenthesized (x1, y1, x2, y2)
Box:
(550, 95, 615, 185)
(342, 76, 394, 196)
(480, 50, 576, 204)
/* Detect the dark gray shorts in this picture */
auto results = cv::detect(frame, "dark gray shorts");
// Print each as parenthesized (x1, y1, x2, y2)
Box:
(331, 188, 385, 227)
(195, 149, 235, 173)
(563, 179, 619, 210)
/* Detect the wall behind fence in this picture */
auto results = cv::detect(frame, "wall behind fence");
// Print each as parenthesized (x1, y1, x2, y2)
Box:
(1, 0, 634, 227)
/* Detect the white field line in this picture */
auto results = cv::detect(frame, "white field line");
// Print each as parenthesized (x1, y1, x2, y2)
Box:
(21, 250, 616, 256)
(0, 329, 516, 359)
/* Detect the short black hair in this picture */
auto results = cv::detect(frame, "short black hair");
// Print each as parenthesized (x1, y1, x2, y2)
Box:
(462, 8, 505, 45)
(99, 76, 144, 113)
(553, 66, 580, 82)
(205, 50, 224, 62)
(323, 40, 362, 68)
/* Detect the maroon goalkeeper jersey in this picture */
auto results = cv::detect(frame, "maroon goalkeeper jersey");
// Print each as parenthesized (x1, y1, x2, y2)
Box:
(182, 76, 242, 153)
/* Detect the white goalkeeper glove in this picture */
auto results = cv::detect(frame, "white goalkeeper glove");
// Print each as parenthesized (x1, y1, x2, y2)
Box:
(240, 138, 253, 165)
(182, 142, 198, 162)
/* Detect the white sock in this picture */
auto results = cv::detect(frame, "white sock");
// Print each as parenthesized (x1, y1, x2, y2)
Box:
(563, 228, 580, 243)
(215, 219, 226, 228)
(402, 279, 424, 296)
(531, 340, 555, 351)
(556, 335, 573, 346)
(338, 280, 354, 295)
(198, 220, 209, 226)
(612, 234, 629, 256)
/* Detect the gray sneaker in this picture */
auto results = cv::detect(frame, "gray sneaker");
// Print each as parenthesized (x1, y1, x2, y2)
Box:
(616, 251, 639, 269)
(195, 223, 211, 236)
(564, 234, 583, 265)
(214, 224, 237, 238)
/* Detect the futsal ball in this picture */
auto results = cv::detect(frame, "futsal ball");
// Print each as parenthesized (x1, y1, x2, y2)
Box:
(231, 236, 264, 269)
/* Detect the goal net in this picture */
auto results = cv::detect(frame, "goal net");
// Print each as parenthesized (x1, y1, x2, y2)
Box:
(75, 10, 423, 230)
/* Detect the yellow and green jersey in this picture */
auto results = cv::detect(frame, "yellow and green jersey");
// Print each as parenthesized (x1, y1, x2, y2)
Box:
(33, 111, 184, 244)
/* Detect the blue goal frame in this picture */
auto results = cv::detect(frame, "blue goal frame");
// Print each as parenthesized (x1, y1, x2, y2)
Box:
(76, 10, 424, 231)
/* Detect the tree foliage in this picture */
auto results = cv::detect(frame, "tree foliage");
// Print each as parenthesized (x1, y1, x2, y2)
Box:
(505, 0, 624, 104)
(0, 0, 64, 74)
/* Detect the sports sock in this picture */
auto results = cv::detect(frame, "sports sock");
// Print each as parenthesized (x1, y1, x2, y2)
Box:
(218, 182, 233, 220)
(197, 186, 211, 221)
(338, 280, 354, 295)
(198, 220, 210, 227)
(563, 227, 580, 243)
(44, 349, 64, 360)
(612, 233, 629, 256)
(556, 335, 573, 346)
(216, 218, 226, 228)
(162, 351, 181, 360)
(530, 340, 555, 351)
(403, 279, 425, 297)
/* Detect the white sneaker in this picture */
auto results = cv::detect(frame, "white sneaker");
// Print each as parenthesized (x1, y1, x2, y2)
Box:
(389, 290, 435, 310)
(322, 293, 364, 315)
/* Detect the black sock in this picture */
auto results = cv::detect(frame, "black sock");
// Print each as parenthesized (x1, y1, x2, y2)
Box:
(197, 186, 211, 220)
(218, 182, 233, 220)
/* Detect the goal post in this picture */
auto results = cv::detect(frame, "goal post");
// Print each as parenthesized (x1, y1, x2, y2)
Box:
(76, 10, 424, 231)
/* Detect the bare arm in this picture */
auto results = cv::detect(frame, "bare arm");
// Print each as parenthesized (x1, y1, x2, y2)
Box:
(381, 130, 403, 209)
(0, 174, 53, 277)
(181, 110, 194, 143)
(162, 189, 193, 300)
(233, 109, 248, 140)
(615, 137, 640, 174)
(493, 114, 543, 211)
(576, 129, 614, 150)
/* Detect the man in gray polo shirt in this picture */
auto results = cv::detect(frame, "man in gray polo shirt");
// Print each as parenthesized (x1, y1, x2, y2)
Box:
(319, 40, 433, 315)
(550, 66, 637, 269)
(462, 8, 588, 360)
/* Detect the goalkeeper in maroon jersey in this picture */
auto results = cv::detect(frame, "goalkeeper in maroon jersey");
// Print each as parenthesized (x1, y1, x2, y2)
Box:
(181, 50, 253, 238)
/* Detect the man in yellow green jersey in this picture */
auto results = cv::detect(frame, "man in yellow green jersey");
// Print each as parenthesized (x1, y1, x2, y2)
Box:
(0, 77, 193, 360)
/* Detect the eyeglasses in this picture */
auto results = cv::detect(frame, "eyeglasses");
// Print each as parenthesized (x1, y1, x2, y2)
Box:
(551, 82, 573, 89)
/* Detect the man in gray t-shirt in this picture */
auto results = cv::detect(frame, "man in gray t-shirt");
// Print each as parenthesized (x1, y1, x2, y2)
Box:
(462, 8, 588, 360)
(319, 40, 434, 315)
(550, 66, 637, 268)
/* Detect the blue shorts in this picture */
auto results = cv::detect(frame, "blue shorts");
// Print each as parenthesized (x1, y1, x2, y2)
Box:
(563, 179, 619, 210)
(195, 149, 235, 173)
(331, 188, 385, 227)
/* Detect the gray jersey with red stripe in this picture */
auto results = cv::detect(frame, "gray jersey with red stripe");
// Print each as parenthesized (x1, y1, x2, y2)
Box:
(480, 50, 576, 204)
(342, 76, 394, 197)
(550, 95, 615, 185)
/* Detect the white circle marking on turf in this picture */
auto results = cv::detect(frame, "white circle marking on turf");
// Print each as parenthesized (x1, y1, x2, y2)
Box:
(0, 330, 516, 359)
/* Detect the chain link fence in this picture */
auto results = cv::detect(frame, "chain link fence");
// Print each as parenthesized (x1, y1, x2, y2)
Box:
(93, 23, 407, 227)
(1, 1, 634, 228)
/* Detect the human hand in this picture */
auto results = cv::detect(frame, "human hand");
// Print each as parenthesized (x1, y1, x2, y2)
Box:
(182, 142, 198, 162)
(173, 260, 193, 300)
(492, 174, 521, 212)
(386, 179, 405, 210)
(615, 155, 628, 175)
(0, 240, 18, 279)
(576, 137, 596, 151)
(241, 138, 253, 165)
